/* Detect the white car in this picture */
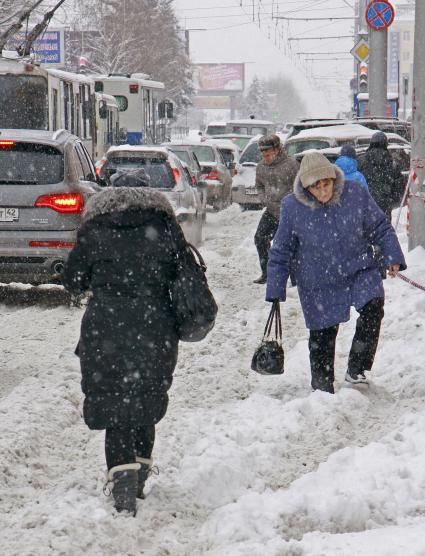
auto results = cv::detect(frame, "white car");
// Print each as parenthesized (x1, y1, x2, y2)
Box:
(231, 135, 263, 210)
(99, 145, 204, 245)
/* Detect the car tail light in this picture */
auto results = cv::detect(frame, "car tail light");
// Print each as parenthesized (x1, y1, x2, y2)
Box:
(96, 159, 106, 176)
(0, 140, 16, 148)
(35, 193, 84, 213)
(192, 175, 197, 185)
(29, 241, 75, 249)
(205, 168, 219, 181)
(172, 168, 181, 183)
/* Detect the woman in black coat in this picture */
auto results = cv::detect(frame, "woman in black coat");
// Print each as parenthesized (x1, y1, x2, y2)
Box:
(359, 131, 403, 220)
(62, 176, 187, 515)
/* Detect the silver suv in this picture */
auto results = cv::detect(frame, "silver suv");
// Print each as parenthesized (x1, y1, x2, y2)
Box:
(0, 129, 100, 284)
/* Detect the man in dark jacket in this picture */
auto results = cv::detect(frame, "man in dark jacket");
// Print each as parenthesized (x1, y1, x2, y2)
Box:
(359, 131, 403, 220)
(62, 179, 188, 515)
(253, 134, 299, 284)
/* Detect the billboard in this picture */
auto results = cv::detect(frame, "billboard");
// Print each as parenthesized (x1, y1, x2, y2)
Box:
(193, 96, 231, 110)
(388, 31, 400, 90)
(194, 63, 244, 93)
(6, 29, 65, 66)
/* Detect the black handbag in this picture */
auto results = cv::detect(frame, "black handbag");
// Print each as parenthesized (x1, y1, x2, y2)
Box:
(251, 301, 284, 375)
(170, 241, 218, 342)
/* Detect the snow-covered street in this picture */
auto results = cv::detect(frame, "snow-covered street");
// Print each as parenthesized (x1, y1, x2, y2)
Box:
(1, 205, 425, 556)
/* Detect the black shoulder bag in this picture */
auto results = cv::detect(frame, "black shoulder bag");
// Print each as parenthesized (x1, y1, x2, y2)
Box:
(170, 238, 218, 343)
(251, 301, 284, 375)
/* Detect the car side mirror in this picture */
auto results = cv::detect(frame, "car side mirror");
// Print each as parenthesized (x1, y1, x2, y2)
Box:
(197, 180, 208, 188)
(99, 101, 107, 120)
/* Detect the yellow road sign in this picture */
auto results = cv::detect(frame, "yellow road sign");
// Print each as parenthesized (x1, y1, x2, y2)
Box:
(350, 39, 370, 63)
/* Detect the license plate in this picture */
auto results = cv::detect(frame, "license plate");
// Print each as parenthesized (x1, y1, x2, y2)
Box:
(245, 188, 258, 195)
(0, 208, 19, 222)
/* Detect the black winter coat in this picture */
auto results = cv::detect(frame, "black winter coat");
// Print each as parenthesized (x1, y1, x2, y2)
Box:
(62, 187, 186, 430)
(359, 145, 403, 218)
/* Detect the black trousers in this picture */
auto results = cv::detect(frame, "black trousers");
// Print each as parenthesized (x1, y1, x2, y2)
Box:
(308, 298, 385, 393)
(105, 424, 155, 470)
(254, 209, 279, 275)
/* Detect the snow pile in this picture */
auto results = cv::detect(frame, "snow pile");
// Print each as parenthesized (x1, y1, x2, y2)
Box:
(0, 205, 424, 555)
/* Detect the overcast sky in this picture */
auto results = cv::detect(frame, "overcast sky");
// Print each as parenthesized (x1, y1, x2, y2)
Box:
(173, 0, 404, 116)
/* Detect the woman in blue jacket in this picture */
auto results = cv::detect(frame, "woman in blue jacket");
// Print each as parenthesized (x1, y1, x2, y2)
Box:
(335, 144, 368, 190)
(266, 151, 406, 394)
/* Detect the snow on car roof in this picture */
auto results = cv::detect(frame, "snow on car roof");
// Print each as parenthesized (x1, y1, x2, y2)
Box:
(227, 119, 274, 125)
(206, 121, 226, 126)
(286, 124, 376, 142)
(107, 145, 169, 155)
(204, 139, 239, 150)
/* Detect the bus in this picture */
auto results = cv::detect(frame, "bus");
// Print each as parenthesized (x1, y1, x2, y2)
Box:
(93, 73, 171, 145)
(94, 92, 120, 161)
(0, 54, 97, 157)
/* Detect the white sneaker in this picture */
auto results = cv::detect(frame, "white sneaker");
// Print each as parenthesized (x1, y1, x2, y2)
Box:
(345, 371, 369, 385)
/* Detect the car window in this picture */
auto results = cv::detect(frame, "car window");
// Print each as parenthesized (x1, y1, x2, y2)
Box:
(251, 127, 268, 135)
(80, 143, 97, 178)
(75, 143, 95, 180)
(286, 140, 331, 157)
(206, 125, 226, 135)
(105, 153, 175, 188)
(171, 149, 191, 166)
(192, 145, 216, 163)
(232, 126, 248, 134)
(218, 148, 234, 165)
(0, 142, 63, 185)
(240, 142, 261, 164)
(192, 152, 202, 172)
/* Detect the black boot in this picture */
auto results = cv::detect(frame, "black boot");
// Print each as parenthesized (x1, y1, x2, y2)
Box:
(105, 463, 140, 516)
(135, 457, 153, 499)
(253, 273, 267, 284)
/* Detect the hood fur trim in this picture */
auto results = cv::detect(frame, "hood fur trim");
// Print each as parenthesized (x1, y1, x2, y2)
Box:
(293, 165, 345, 209)
(83, 187, 175, 222)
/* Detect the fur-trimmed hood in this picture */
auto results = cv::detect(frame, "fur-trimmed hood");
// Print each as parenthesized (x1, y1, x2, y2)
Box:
(83, 187, 175, 223)
(293, 165, 345, 209)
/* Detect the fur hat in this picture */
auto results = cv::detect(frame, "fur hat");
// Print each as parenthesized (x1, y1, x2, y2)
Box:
(299, 151, 336, 188)
(258, 134, 281, 151)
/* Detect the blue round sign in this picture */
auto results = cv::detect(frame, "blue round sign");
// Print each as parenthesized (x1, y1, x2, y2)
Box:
(366, 1, 395, 31)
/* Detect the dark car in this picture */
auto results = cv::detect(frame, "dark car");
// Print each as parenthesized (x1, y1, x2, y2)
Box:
(0, 129, 100, 284)
(350, 117, 411, 141)
(285, 118, 348, 140)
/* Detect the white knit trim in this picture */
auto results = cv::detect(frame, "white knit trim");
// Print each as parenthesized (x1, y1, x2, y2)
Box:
(107, 462, 141, 481)
(135, 457, 153, 467)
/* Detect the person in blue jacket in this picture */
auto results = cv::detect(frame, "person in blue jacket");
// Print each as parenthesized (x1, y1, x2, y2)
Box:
(266, 151, 406, 394)
(335, 144, 368, 191)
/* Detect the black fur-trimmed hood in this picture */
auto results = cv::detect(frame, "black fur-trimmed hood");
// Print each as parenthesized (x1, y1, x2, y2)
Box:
(293, 165, 345, 209)
(83, 187, 175, 223)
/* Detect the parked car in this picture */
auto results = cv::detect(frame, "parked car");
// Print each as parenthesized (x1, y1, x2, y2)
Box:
(231, 135, 263, 210)
(285, 118, 348, 140)
(350, 117, 411, 141)
(0, 129, 101, 284)
(206, 138, 241, 175)
(208, 133, 252, 151)
(225, 118, 276, 136)
(99, 145, 204, 245)
(165, 140, 232, 211)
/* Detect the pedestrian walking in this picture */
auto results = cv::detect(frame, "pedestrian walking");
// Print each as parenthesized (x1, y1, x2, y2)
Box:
(266, 152, 406, 394)
(62, 171, 193, 515)
(358, 131, 403, 220)
(335, 144, 368, 190)
(253, 134, 299, 284)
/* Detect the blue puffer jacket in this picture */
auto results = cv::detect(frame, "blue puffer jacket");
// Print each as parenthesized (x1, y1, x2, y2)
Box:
(335, 155, 368, 191)
(266, 167, 406, 330)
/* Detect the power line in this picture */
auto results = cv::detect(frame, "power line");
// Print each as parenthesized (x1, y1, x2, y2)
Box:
(288, 35, 354, 41)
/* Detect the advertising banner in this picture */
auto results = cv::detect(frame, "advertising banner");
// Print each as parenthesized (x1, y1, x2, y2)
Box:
(193, 96, 231, 109)
(194, 63, 244, 93)
(7, 29, 64, 66)
(388, 30, 400, 89)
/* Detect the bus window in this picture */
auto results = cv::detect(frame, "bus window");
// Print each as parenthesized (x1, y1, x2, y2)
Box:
(114, 96, 128, 112)
(0, 75, 48, 129)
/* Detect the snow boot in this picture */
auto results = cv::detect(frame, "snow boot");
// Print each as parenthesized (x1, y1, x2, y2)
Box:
(345, 370, 369, 385)
(136, 457, 154, 499)
(253, 273, 267, 284)
(104, 463, 141, 516)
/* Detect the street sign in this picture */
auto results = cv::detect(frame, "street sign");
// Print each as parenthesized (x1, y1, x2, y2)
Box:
(350, 39, 370, 62)
(366, 1, 395, 31)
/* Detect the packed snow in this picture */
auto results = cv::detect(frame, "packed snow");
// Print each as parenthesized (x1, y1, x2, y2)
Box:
(1, 205, 424, 555)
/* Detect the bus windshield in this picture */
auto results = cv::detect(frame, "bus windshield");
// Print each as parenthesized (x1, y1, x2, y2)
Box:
(0, 75, 48, 129)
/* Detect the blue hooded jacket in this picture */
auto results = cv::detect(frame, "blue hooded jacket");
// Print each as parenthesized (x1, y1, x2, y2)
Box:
(335, 155, 369, 191)
(266, 166, 406, 330)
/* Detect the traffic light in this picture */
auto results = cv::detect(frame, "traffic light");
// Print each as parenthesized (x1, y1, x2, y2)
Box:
(359, 64, 368, 93)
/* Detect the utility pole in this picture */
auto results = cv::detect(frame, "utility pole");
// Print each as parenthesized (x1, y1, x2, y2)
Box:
(368, 25, 388, 116)
(409, 1, 425, 250)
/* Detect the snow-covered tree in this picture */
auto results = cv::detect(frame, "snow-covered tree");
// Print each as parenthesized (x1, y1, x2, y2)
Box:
(68, 0, 194, 112)
(241, 76, 270, 120)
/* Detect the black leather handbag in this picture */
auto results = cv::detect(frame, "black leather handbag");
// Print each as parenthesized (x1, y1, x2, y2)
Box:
(251, 301, 284, 375)
(170, 242, 218, 342)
